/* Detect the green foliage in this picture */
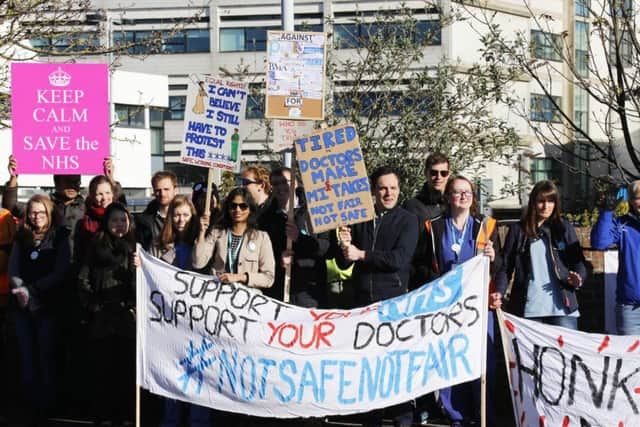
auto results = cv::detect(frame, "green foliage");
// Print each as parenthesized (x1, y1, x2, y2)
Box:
(324, 5, 521, 200)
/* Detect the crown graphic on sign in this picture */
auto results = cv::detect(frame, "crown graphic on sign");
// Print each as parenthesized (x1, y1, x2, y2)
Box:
(48, 67, 71, 87)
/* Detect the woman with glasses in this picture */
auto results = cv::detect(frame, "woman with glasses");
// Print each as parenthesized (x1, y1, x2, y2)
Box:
(8, 194, 70, 425)
(414, 175, 502, 427)
(496, 180, 587, 329)
(193, 187, 275, 290)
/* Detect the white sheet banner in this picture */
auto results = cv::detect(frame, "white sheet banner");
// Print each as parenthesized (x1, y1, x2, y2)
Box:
(499, 312, 640, 427)
(136, 250, 489, 418)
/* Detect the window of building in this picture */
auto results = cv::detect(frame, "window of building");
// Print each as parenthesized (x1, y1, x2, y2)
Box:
(246, 94, 264, 119)
(113, 29, 209, 54)
(574, 86, 588, 132)
(334, 20, 441, 49)
(530, 94, 562, 123)
(609, 28, 634, 67)
(166, 96, 186, 120)
(115, 104, 145, 128)
(149, 108, 165, 155)
(575, 21, 589, 77)
(575, 0, 590, 17)
(574, 143, 591, 196)
(531, 30, 562, 61)
(30, 32, 100, 53)
(531, 158, 561, 183)
(219, 24, 322, 52)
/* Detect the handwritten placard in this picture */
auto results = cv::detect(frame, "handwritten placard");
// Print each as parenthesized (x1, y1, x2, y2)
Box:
(265, 31, 326, 120)
(180, 76, 248, 171)
(272, 119, 314, 152)
(294, 124, 375, 233)
(10, 63, 109, 174)
(137, 250, 489, 418)
(500, 312, 640, 426)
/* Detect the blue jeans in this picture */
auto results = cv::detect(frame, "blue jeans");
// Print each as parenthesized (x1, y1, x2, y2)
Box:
(530, 315, 578, 330)
(616, 303, 640, 335)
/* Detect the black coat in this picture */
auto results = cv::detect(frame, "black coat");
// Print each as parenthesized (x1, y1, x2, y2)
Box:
(495, 219, 587, 316)
(413, 214, 502, 287)
(8, 226, 71, 313)
(77, 233, 136, 339)
(134, 199, 165, 251)
(336, 206, 419, 306)
(259, 203, 330, 306)
(403, 182, 444, 233)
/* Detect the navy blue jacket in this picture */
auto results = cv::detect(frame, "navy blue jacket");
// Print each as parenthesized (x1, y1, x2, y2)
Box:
(495, 219, 587, 316)
(591, 210, 640, 304)
(337, 205, 419, 306)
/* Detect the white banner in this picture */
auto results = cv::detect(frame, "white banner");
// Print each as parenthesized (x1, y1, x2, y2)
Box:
(499, 312, 640, 427)
(136, 250, 489, 418)
(604, 251, 619, 334)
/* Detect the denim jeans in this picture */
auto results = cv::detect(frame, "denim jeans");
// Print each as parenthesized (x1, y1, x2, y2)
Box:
(530, 315, 578, 330)
(616, 303, 640, 335)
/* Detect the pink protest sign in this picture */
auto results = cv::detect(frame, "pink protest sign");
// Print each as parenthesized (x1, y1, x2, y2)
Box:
(11, 63, 109, 174)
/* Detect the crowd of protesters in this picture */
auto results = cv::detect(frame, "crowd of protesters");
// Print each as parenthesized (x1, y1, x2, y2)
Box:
(0, 151, 638, 427)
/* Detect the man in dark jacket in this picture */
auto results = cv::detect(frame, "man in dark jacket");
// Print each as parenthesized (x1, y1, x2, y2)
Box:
(337, 166, 418, 427)
(259, 167, 330, 306)
(404, 152, 450, 231)
(135, 170, 178, 250)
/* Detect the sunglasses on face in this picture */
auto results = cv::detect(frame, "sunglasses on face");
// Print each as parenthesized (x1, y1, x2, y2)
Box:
(241, 178, 259, 186)
(430, 169, 449, 178)
(229, 202, 249, 211)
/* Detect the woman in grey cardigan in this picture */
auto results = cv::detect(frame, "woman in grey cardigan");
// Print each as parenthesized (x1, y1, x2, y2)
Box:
(193, 187, 275, 291)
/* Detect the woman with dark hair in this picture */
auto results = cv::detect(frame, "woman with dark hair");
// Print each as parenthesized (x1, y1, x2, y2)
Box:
(77, 202, 137, 426)
(414, 175, 502, 427)
(496, 180, 587, 328)
(148, 195, 212, 427)
(75, 175, 119, 263)
(191, 181, 222, 234)
(193, 187, 275, 289)
(8, 194, 70, 425)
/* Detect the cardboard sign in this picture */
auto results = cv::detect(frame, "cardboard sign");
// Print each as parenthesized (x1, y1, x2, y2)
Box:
(180, 76, 248, 171)
(272, 119, 315, 152)
(499, 312, 640, 427)
(294, 124, 375, 233)
(10, 63, 109, 174)
(137, 250, 489, 418)
(265, 31, 326, 120)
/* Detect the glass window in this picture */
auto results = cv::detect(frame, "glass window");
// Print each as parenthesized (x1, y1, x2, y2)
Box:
(610, 28, 634, 67)
(220, 28, 245, 52)
(149, 108, 164, 128)
(575, 21, 589, 77)
(115, 104, 145, 128)
(334, 24, 359, 49)
(244, 27, 268, 51)
(334, 20, 441, 49)
(162, 30, 186, 53)
(186, 29, 210, 52)
(575, 0, 590, 17)
(30, 32, 100, 53)
(531, 158, 559, 183)
(150, 129, 164, 155)
(166, 96, 186, 120)
(531, 30, 562, 61)
(530, 94, 562, 122)
(294, 23, 323, 32)
(246, 94, 264, 119)
(574, 87, 588, 132)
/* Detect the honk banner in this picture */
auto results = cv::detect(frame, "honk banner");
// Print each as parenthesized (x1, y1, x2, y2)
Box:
(136, 250, 489, 418)
(498, 312, 640, 427)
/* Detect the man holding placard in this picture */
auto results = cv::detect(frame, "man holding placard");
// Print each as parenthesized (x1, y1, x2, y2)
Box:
(337, 166, 419, 427)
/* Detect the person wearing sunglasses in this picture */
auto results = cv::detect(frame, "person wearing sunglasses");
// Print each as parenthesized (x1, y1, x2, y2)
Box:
(192, 187, 275, 290)
(414, 175, 502, 427)
(240, 166, 272, 220)
(404, 153, 450, 232)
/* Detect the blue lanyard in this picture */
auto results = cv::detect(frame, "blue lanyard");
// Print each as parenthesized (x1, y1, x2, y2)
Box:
(226, 230, 244, 274)
(448, 216, 468, 258)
